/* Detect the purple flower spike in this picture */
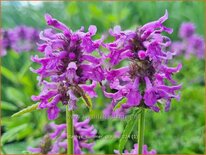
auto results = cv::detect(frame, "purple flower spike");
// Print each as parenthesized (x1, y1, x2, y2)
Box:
(103, 10, 181, 112)
(9, 26, 39, 53)
(171, 22, 205, 59)
(1, 26, 39, 56)
(114, 143, 156, 154)
(28, 115, 97, 154)
(31, 14, 104, 119)
(179, 22, 196, 39)
(189, 34, 205, 59)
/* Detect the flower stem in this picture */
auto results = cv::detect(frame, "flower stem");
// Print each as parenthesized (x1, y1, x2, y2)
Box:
(138, 108, 145, 154)
(66, 105, 74, 154)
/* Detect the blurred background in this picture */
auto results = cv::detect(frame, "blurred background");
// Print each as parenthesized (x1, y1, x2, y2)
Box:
(1, 1, 205, 154)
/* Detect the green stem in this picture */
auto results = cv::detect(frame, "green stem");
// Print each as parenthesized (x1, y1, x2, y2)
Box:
(138, 108, 145, 154)
(66, 105, 74, 154)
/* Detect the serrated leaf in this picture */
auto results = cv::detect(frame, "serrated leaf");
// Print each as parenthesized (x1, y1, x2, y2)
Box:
(11, 103, 38, 117)
(118, 109, 142, 153)
(113, 98, 127, 111)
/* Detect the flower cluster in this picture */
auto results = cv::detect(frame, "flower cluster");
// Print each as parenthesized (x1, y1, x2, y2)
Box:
(28, 115, 97, 154)
(1, 26, 39, 56)
(171, 22, 205, 59)
(31, 14, 104, 120)
(27, 11, 181, 155)
(114, 143, 156, 154)
(103, 10, 181, 112)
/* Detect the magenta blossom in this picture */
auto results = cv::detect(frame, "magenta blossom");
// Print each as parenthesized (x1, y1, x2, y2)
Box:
(114, 143, 156, 154)
(9, 25, 39, 52)
(171, 22, 205, 59)
(1, 26, 39, 56)
(28, 115, 97, 154)
(179, 22, 196, 39)
(31, 14, 104, 120)
(103, 10, 181, 112)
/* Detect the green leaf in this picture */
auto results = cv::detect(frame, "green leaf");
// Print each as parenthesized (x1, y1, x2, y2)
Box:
(1, 101, 18, 111)
(113, 98, 127, 111)
(2, 141, 27, 154)
(2, 114, 30, 128)
(5, 87, 25, 107)
(94, 137, 116, 150)
(157, 102, 164, 112)
(118, 109, 142, 153)
(1, 66, 18, 84)
(11, 103, 38, 117)
(1, 124, 27, 144)
(18, 61, 32, 79)
(16, 124, 33, 140)
(81, 94, 93, 111)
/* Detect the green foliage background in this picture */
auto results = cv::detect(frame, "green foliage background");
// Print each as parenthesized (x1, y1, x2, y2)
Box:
(1, 1, 205, 154)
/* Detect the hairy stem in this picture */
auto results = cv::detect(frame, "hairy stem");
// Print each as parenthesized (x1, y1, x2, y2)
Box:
(138, 108, 145, 154)
(66, 105, 74, 154)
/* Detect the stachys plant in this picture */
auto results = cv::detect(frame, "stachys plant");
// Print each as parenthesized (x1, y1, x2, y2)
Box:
(102, 10, 181, 154)
(12, 10, 181, 155)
